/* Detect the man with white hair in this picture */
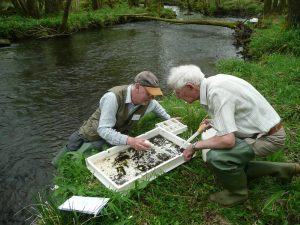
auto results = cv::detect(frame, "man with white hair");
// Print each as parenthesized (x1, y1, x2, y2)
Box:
(168, 64, 300, 207)
(52, 71, 171, 166)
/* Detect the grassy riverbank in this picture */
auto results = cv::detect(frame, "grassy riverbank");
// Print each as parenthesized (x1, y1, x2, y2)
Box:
(0, 4, 174, 40)
(166, 0, 263, 16)
(32, 15, 300, 225)
(0, 0, 262, 41)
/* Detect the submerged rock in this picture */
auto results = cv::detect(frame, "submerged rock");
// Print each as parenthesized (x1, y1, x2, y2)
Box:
(0, 39, 11, 47)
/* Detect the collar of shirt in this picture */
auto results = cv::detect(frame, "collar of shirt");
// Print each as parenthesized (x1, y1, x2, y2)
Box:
(126, 85, 140, 114)
(200, 78, 208, 106)
(125, 85, 133, 104)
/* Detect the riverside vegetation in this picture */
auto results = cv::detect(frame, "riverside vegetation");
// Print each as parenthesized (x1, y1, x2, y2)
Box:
(0, 0, 264, 41)
(32, 14, 300, 225)
(166, 0, 263, 16)
(0, 4, 175, 40)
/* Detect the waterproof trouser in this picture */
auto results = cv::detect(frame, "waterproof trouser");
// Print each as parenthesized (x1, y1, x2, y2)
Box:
(207, 138, 255, 172)
(67, 130, 106, 151)
(206, 138, 297, 182)
(245, 161, 297, 182)
(206, 138, 297, 206)
(206, 138, 255, 206)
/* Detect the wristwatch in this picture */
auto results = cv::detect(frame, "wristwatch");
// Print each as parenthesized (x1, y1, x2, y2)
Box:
(192, 142, 197, 150)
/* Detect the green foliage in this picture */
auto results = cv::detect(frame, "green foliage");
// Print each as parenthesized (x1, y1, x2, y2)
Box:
(249, 17, 300, 58)
(155, 7, 177, 19)
(175, 0, 263, 16)
(0, 4, 148, 39)
(132, 95, 206, 139)
(159, 95, 207, 138)
(0, 4, 176, 39)
(0, 15, 41, 37)
(220, 0, 263, 15)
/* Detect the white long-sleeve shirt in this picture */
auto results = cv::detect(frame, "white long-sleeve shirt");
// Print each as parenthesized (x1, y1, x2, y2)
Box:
(97, 85, 171, 145)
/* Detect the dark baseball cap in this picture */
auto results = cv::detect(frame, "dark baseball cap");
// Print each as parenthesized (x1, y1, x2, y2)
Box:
(134, 71, 163, 96)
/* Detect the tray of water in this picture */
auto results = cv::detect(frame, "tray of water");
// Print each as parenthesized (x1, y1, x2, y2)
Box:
(86, 127, 188, 192)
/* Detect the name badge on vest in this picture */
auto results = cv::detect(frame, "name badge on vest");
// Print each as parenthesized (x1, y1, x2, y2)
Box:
(132, 114, 141, 121)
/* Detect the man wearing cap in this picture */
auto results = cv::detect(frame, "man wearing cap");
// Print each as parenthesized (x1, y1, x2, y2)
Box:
(52, 71, 171, 166)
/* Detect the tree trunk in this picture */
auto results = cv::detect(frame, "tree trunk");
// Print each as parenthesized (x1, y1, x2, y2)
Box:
(10, 0, 26, 16)
(187, 0, 192, 14)
(287, 0, 300, 28)
(71, 0, 80, 11)
(278, 0, 287, 13)
(27, 0, 37, 17)
(122, 15, 239, 29)
(144, 0, 148, 7)
(92, 0, 100, 10)
(128, 0, 139, 7)
(215, 0, 221, 9)
(263, 0, 272, 15)
(202, 0, 210, 15)
(45, 0, 61, 15)
(107, 0, 113, 8)
(273, 0, 279, 12)
(10, 0, 42, 18)
(60, 0, 72, 33)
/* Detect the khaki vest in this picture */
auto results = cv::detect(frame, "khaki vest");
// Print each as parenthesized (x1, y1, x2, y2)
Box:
(79, 85, 148, 141)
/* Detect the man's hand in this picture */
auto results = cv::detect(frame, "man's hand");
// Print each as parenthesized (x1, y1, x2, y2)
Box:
(127, 137, 152, 151)
(172, 117, 182, 122)
(200, 118, 212, 132)
(182, 144, 196, 161)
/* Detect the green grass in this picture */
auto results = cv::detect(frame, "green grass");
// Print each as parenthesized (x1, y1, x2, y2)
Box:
(33, 14, 300, 225)
(249, 17, 300, 58)
(168, 0, 263, 16)
(219, 0, 263, 15)
(0, 4, 175, 39)
(0, 4, 144, 37)
(134, 96, 206, 140)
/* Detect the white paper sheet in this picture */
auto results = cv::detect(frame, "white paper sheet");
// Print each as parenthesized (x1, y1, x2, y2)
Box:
(58, 196, 109, 216)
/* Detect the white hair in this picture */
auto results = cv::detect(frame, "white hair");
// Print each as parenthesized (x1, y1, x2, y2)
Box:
(168, 65, 205, 89)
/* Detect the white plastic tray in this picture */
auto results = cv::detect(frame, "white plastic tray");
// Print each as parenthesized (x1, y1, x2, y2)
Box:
(86, 127, 187, 192)
(155, 118, 187, 135)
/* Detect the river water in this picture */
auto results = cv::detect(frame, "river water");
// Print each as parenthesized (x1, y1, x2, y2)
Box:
(0, 9, 242, 224)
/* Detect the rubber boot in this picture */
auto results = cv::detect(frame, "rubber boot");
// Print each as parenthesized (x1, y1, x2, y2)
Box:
(77, 143, 95, 156)
(209, 169, 248, 207)
(51, 146, 69, 167)
(246, 161, 300, 183)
